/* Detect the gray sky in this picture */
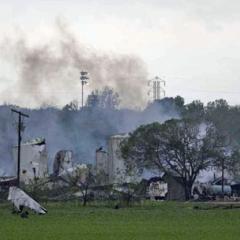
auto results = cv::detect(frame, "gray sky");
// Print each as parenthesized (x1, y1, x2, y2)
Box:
(1, 0, 240, 107)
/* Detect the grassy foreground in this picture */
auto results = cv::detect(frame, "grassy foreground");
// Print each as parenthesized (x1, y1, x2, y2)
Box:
(0, 201, 240, 240)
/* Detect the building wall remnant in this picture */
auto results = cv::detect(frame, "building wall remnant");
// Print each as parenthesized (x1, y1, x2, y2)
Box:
(107, 134, 129, 184)
(12, 138, 48, 184)
(53, 150, 73, 176)
(96, 134, 152, 185)
(96, 149, 108, 175)
(95, 148, 108, 185)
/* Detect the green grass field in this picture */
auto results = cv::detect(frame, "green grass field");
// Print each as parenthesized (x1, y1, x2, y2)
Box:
(0, 201, 240, 240)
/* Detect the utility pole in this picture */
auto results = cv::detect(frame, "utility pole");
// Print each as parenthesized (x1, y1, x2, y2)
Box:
(148, 76, 166, 101)
(11, 109, 29, 187)
(80, 71, 89, 108)
(221, 158, 225, 196)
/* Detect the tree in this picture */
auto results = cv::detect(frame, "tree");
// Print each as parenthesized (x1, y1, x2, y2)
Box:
(24, 177, 50, 202)
(210, 131, 240, 195)
(144, 96, 184, 118)
(112, 168, 142, 207)
(183, 100, 205, 122)
(66, 165, 95, 206)
(62, 100, 79, 111)
(86, 87, 120, 109)
(95, 169, 109, 186)
(121, 119, 216, 200)
(206, 99, 240, 187)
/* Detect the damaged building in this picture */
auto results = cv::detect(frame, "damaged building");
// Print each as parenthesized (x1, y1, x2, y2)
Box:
(96, 134, 130, 184)
(12, 138, 48, 184)
(96, 134, 160, 186)
(52, 150, 88, 187)
(108, 134, 130, 184)
(95, 148, 108, 175)
(53, 150, 74, 177)
(95, 134, 184, 200)
(96, 134, 164, 187)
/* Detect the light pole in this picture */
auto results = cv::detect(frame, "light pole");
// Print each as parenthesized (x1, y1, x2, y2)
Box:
(80, 71, 89, 108)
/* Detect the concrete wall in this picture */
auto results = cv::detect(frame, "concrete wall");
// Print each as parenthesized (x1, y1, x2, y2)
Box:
(13, 142, 48, 184)
(108, 134, 128, 184)
(96, 150, 108, 174)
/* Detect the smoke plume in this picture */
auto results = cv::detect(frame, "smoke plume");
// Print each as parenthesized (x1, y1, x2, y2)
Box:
(0, 21, 181, 177)
(0, 21, 148, 109)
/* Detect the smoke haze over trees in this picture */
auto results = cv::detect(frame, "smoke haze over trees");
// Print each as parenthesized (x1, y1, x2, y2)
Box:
(0, 90, 182, 176)
(1, 85, 240, 180)
(121, 98, 240, 199)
